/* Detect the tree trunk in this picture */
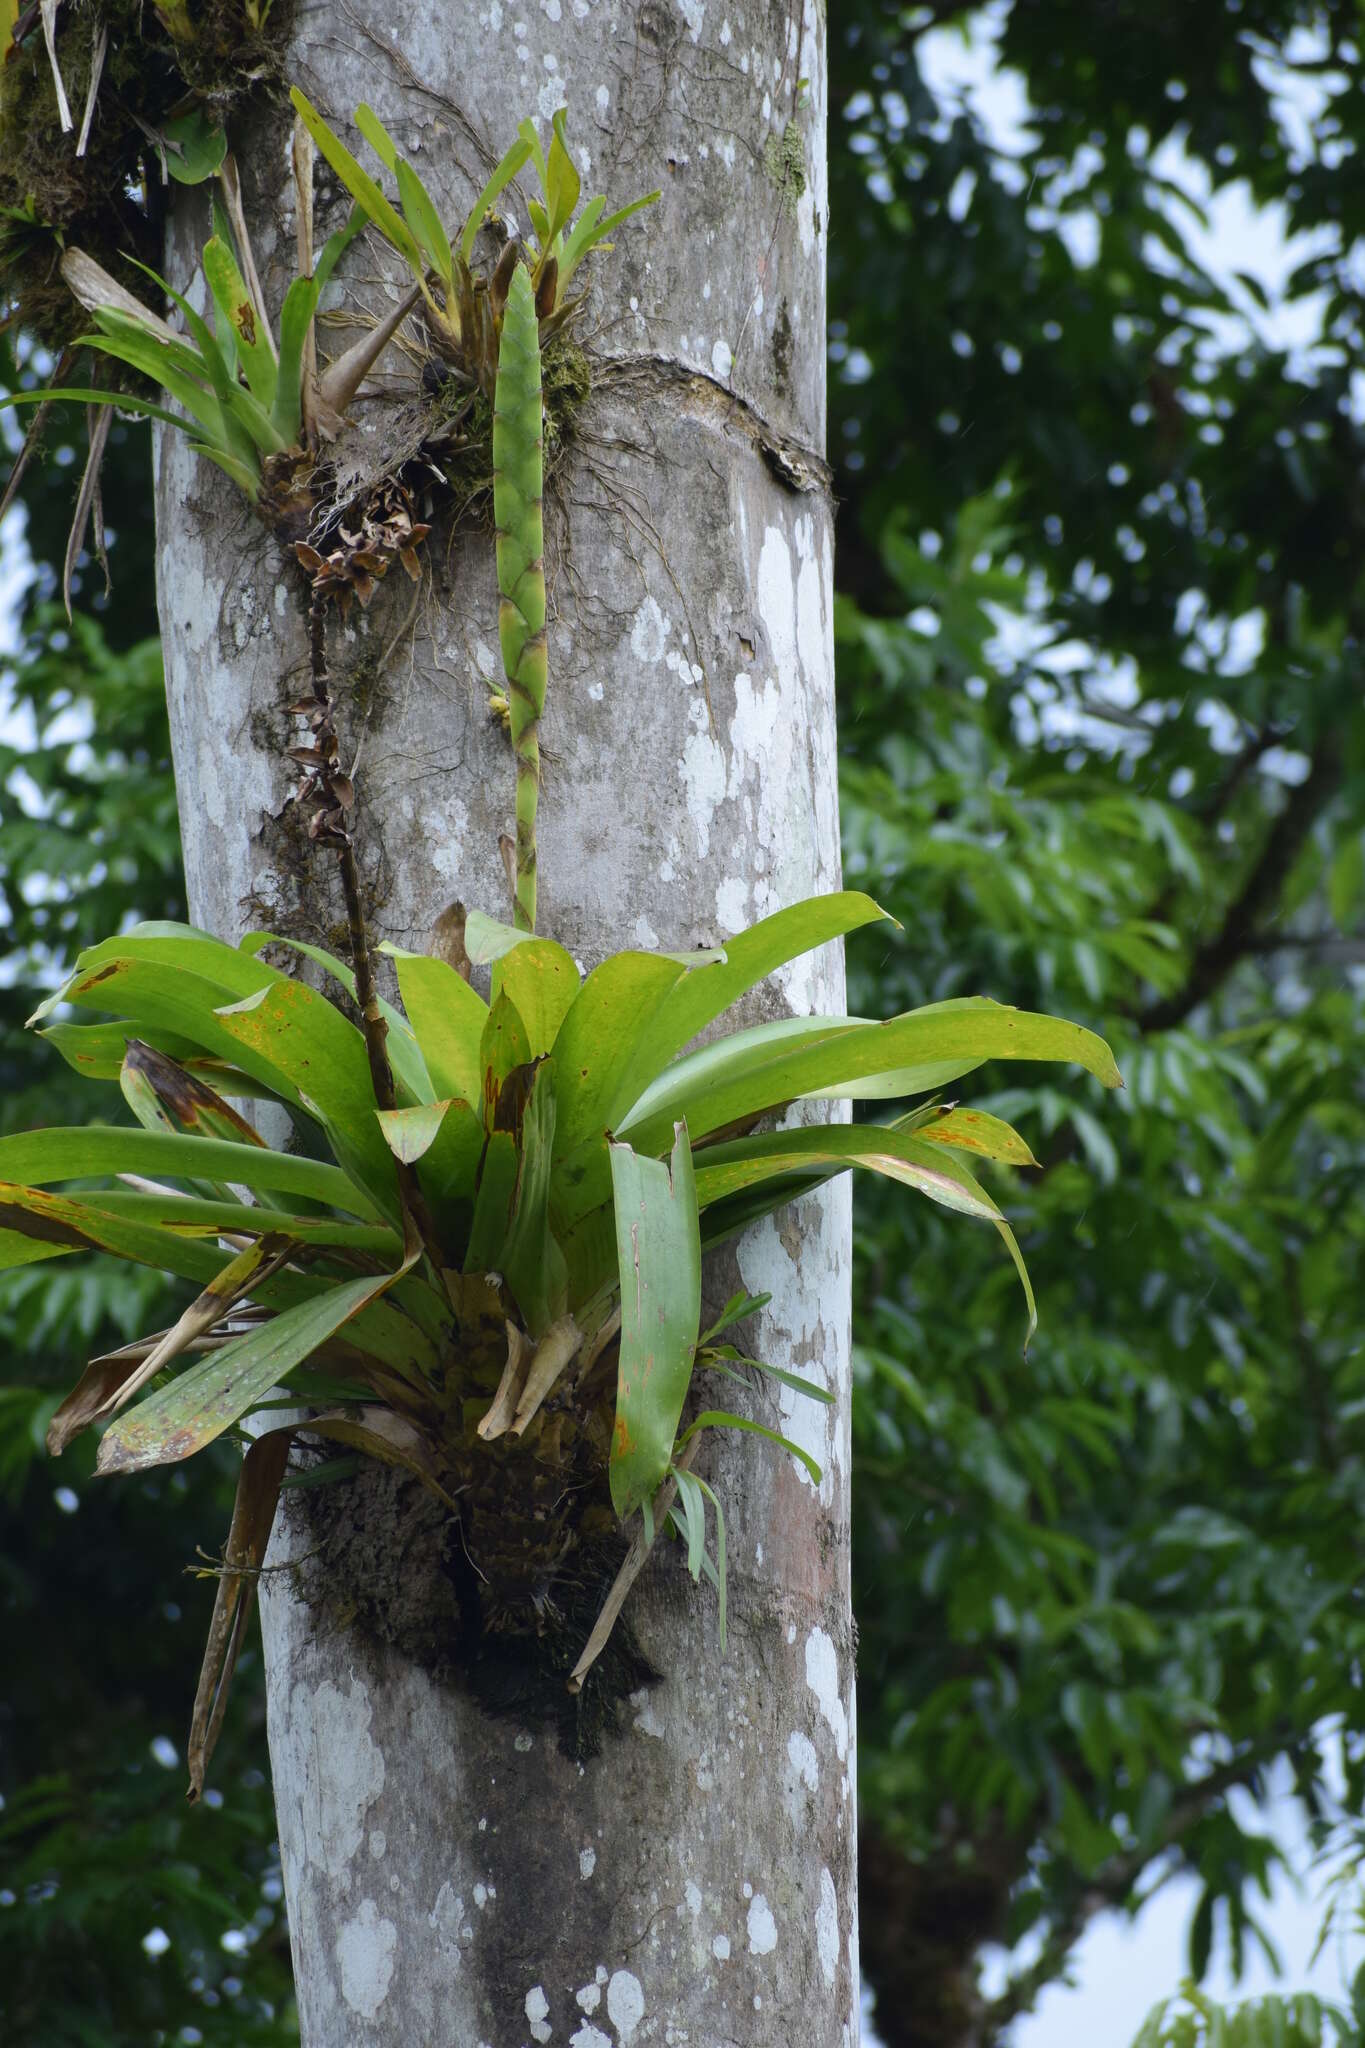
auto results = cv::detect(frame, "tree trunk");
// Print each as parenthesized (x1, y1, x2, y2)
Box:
(155, 3, 854, 2041)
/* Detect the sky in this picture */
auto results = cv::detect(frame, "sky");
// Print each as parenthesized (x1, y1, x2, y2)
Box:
(861, 9, 1362, 2045)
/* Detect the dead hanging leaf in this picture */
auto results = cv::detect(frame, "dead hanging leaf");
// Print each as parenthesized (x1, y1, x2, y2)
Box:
(476, 1321, 531, 1441)
(509, 1314, 583, 1436)
(534, 257, 559, 322)
(187, 1428, 292, 1802)
(59, 249, 181, 344)
(301, 1407, 460, 1508)
(38, 0, 72, 131)
(430, 902, 472, 981)
(316, 278, 424, 419)
(74, 19, 108, 158)
(62, 402, 113, 619)
(47, 1233, 297, 1454)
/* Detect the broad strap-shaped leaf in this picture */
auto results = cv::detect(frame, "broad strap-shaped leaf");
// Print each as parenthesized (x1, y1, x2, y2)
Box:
(97, 1224, 421, 1475)
(381, 944, 488, 1106)
(692, 1123, 1038, 1341)
(41, 1016, 206, 1082)
(498, 1058, 569, 1337)
(609, 1122, 702, 1517)
(378, 1096, 484, 1215)
(289, 88, 426, 281)
(47, 1234, 298, 1455)
(550, 951, 693, 1173)
(464, 1129, 518, 1275)
(915, 1105, 1039, 1167)
(86, 1190, 401, 1254)
(0, 1184, 434, 1375)
(202, 236, 278, 409)
(209, 981, 399, 1216)
(0, 1125, 377, 1217)
(610, 891, 892, 1122)
(459, 132, 535, 266)
(558, 188, 661, 298)
(491, 937, 580, 1058)
(480, 995, 534, 1126)
(676, 1408, 823, 1486)
(618, 998, 1121, 1167)
(242, 930, 432, 1105)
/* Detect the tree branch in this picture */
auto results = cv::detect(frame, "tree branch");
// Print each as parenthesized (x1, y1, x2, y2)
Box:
(1133, 743, 1340, 1034)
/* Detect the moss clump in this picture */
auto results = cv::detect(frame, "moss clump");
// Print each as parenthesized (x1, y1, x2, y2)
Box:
(435, 330, 591, 524)
(763, 119, 808, 220)
(0, 0, 294, 348)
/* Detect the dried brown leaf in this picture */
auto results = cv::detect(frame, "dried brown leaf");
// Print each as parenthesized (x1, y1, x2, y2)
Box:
(186, 1428, 292, 1801)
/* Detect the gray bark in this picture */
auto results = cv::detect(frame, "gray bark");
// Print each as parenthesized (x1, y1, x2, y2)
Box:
(155, 1, 856, 2041)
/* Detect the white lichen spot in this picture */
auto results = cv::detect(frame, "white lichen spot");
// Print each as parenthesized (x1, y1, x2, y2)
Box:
(712, 1933, 731, 1962)
(570, 2028, 611, 2048)
(714, 874, 748, 933)
(684, 1880, 703, 1917)
(762, 90, 771, 119)
(579, 1847, 597, 1880)
(711, 337, 733, 380)
(747, 1893, 778, 1955)
(287, 1677, 385, 1877)
(336, 1898, 397, 2018)
(630, 1689, 666, 1740)
(719, 15, 731, 43)
(630, 595, 670, 665)
(787, 1729, 820, 1792)
(805, 1627, 850, 1760)
(526, 1985, 552, 2043)
(595, 83, 610, 116)
(514, 1732, 535, 1753)
(428, 1882, 466, 1954)
(678, 0, 703, 38)
(577, 1980, 602, 2012)
(680, 727, 726, 859)
(607, 1970, 645, 2041)
(474, 1882, 488, 1908)
(542, 0, 562, 15)
(816, 1867, 839, 1988)
(273, 581, 289, 616)
(717, 135, 736, 171)
(742, 1881, 753, 1899)
(538, 80, 562, 118)
(588, 679, 605, 701)
(368, 1829, 386, 1859)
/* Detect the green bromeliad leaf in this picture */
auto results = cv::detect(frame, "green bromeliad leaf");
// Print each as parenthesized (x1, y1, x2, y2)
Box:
(381, 943, 489, 1106)
(609, 1122, 701, 1517)
(97, 1249, 419, 1475)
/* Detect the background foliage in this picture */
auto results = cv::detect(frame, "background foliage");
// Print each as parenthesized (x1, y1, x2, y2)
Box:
(1, 2, 1363, 2044)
